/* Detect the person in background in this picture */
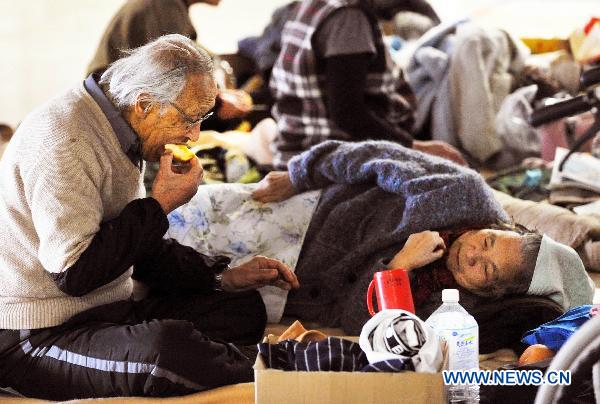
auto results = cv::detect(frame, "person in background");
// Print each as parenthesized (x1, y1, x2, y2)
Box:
(87, 0, 251, 125)
(270, 0, 466, 168)
(0, 35, 298, 400)
(0, 124, 14, 160)
(237, 1, 301, 113)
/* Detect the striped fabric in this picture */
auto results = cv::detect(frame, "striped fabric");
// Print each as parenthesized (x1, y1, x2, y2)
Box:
(258, 337, 414, 372)
(270, 0, 414, 167)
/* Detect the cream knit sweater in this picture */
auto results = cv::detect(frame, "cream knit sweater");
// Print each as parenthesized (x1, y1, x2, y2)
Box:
(0, 83, 145, 329)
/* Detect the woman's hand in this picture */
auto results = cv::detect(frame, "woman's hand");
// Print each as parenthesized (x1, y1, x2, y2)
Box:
(412, 140, 467, 166)
(221, 256, 300, 292)
(217, 89, 253, 120)
(251, 171, 297, 203)
(388, 231, 446, 270)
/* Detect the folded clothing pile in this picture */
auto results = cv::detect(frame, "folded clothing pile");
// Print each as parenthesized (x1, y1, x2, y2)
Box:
(259, 312, 442, 373)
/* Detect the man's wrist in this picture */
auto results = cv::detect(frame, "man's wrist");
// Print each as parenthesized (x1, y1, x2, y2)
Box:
(213, 264, 231, 291)
(151, 196, 172, 215)
(214, 273, 224, 291)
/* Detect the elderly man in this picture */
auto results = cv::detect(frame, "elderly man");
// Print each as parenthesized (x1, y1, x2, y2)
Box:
(0, 35, 298, 400)
(270, 0, 466, 168)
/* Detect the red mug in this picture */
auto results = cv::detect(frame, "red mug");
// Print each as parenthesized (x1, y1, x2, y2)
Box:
(366, 269, 415, 316)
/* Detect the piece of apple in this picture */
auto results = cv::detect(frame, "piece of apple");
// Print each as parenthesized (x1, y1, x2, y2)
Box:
(164, 144, 196, 162)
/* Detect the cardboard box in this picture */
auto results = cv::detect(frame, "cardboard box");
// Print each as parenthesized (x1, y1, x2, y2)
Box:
(254, 336, 445, 404)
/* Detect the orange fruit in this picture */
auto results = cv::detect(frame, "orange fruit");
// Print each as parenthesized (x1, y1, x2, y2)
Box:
(518, 344, 555, 365)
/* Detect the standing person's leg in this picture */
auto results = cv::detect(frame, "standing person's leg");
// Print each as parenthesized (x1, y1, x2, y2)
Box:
(0, 300, 253, 401)
(134, 290, 267, 345)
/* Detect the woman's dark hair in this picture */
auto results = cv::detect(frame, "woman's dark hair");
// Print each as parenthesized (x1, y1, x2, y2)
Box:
(467, 221, 543, 299)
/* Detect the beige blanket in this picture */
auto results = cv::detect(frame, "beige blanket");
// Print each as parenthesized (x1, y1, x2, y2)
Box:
(493, 190, 600, 271)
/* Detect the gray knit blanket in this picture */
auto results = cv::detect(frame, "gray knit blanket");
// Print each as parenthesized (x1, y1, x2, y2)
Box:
(284, 140, 508, 334)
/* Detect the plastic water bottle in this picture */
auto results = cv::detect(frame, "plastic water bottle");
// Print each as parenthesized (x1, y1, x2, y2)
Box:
(426, 289, 480, 403)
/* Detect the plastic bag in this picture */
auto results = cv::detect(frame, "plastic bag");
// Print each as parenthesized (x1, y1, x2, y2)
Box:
(570, 17, 600, 64)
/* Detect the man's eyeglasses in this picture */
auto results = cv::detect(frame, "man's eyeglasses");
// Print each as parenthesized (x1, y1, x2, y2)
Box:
(169, 102, 214, 132)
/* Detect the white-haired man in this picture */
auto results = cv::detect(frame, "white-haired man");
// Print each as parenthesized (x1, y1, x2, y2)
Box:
(0, 34, 298, 400)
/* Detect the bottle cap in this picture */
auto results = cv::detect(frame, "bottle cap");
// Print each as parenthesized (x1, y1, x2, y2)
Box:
(442, 289, 459, 303)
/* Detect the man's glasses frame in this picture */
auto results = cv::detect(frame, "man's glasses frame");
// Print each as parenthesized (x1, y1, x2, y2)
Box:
(169, 101, 214, 132)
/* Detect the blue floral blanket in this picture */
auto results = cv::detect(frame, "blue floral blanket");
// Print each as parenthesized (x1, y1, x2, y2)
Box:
(166, 183, 321, 322)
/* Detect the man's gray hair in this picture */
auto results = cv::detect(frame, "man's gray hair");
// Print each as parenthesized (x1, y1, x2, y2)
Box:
(99, 34, 213, 112)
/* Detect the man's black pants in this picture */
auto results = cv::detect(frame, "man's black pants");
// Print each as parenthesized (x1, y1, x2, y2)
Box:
(0, 290, 266, 400)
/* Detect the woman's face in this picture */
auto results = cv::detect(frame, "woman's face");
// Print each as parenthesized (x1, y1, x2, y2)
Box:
(445, 229, 524, 292)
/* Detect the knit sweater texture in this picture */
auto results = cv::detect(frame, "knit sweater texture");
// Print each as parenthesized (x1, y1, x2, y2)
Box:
(285, 140, 508, 334)
(0, 83, 144, 329)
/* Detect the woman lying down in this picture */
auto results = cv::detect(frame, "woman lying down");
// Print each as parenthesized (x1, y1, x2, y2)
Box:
(167, 140, 595, 335)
